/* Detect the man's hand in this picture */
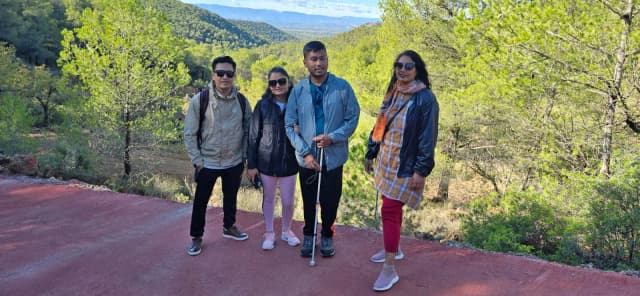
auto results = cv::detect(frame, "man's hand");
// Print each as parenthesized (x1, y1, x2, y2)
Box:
(247, 168, 258, 182)
(365, 159, 374, 173)
(304, 154, 320, 171)
(312, 134, 333, 148)
(408, 173, 426, 191)
(195, 165, 203, 172)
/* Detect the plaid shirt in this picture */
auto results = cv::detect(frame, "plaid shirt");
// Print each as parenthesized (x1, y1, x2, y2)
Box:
(374, 93, 423, 210)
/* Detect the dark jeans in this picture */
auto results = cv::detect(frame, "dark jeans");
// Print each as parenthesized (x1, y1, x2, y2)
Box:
(189, 162, 244, 238)
(299, 165, 343, 237)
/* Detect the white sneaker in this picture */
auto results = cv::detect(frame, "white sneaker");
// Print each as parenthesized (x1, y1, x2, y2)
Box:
(370, 249, 404, 263)
(262, 232, 275, 250)
(281, 230, 300, 246)
(373, 264, 399, 291)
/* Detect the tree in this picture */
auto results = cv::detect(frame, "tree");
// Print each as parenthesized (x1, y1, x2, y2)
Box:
(463, 0, 640, 178)
(59, 0, 190, 176)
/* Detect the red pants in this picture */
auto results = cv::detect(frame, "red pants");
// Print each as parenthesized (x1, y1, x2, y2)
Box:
(381, 195, 403, 253)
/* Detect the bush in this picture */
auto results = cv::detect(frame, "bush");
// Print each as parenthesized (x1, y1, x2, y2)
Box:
(462, 191, 566, 256)
(37, 125, 99, 183)
(107, 173, 191, 201)
(0, 95, 35, 154)
(586, 161, 640, 270)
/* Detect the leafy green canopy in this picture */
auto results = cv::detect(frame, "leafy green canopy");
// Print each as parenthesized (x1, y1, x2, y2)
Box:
(59, 0, 190, 175)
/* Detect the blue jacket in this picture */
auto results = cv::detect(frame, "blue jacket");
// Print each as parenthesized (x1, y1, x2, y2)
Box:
(285, 74, 360, 170)
(366, 88, 439, 177)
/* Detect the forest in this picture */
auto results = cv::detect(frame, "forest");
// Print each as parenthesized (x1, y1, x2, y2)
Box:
(1, 0, 639, 272)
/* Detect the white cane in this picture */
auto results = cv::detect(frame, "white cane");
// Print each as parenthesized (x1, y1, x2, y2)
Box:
(309, 148, 324, 267)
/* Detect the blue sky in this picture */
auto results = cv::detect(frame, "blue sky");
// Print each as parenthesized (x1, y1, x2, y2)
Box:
(180, 0, 381, 18)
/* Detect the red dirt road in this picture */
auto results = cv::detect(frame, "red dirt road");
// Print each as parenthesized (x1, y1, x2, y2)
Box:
(1, 176, 639, 296)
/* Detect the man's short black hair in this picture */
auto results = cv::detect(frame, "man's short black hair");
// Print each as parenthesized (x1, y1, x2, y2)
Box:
(211, 56, 236, 71)
(303, 41, 326, 58)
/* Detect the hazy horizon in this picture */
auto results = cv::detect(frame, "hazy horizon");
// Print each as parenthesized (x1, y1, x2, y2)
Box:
(179, 0, 381, 19)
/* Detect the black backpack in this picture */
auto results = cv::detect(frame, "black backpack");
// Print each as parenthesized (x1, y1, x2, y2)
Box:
(196, 88, 247, 149)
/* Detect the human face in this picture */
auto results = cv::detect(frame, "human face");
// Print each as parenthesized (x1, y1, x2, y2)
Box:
(268, 72, 289, 100)
(303, 50, 328, 80)
(394, 55, 417, 86)
(212, 62, 235, 94)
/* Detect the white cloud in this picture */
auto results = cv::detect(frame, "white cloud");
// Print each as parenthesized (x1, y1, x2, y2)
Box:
(181, 0, 381, 18)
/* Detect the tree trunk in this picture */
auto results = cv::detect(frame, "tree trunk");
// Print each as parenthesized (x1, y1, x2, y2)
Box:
(600, 0, 634, 177)
(435, 126, 460, 202)
(124, 111, 131, 176)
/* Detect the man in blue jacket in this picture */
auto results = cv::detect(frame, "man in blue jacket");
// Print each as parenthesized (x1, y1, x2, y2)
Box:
(285, 41, 360, 258)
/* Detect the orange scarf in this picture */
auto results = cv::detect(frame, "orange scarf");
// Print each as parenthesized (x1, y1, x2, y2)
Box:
(371, 80, 426, 142)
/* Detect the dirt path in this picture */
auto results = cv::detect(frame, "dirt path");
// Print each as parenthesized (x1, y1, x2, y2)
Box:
(1, 176, 639, 296)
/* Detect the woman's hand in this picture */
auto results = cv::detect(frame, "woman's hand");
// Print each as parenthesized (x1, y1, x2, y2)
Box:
(408, 173, 426, 191)
(247, 168, 258, 182)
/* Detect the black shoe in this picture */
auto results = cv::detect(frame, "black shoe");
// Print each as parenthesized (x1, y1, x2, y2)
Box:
(223, 225, 249, 241)
(188, 237, 203, 256)
(321, 236, 335, 257)
(300, 235, 314, 257)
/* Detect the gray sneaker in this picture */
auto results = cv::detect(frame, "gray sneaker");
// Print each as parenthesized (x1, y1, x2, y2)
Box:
(370, 248, 404, 263)
(321, 236, 335, 257)
(188, 237, 203, 256)
(223, 225, 249, 241)
(300, 235, 314, 257)
(373, 264, 399, 291)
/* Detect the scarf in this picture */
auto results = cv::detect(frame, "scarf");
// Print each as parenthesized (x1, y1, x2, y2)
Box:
(371, 80, 426, 142)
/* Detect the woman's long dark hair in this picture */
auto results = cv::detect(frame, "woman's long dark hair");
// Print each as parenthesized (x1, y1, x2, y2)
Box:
(262, 66, 293, 99)
(385, 50, 431, 93)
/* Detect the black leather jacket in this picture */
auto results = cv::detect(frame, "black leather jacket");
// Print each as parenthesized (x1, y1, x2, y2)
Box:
(366, 88, 439, 177)
(248, 96, 298, 177)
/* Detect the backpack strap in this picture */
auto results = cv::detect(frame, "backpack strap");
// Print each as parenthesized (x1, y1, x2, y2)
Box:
(197, 88, 209, 150)
(237, 92, 247, 119)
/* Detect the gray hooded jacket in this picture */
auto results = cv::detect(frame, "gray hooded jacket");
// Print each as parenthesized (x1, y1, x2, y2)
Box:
(184, 82, 251, 169)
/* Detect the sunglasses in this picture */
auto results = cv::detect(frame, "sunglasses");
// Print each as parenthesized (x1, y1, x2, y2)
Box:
(393, 62, 415, 71)
(268, 77, 288, 87)
(214, 70, 235, 78)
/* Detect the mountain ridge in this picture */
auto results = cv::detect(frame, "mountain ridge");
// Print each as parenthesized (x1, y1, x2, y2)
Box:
(195, 3, 380, 37)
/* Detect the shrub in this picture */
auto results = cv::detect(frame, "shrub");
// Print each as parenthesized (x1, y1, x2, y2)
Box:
(586, 161, 640, 270)
(107, 173, 191, 201)
(37, 125, 98, 183)
(462, 190, 566, 256)
(0, 95, 35, 154)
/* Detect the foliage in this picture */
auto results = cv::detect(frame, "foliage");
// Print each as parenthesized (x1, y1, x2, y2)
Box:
(0, 42, 30, 95)
(462, 191, 567, 256)
(59, 0, 190, 175)
(144, 0, 268, 49)
(0, 95, 35, 154)
(36, 124, 99, 182)
(586, 160, 640, 270)
(0, 0, 67, 66)
(230, 19, 297, 44)
(107, 173, 191, 200)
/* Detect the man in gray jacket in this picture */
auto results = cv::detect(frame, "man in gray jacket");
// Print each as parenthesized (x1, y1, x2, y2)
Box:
(285, 41, 360, 258)
(184, 56, 252, 256)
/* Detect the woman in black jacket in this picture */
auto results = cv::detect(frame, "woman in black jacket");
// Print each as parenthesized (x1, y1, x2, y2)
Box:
(365, 50, 439, 291)
(247, 67, 300, 250)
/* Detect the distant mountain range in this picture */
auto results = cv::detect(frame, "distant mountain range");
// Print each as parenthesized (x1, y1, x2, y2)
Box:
(194, 4, 380, 38)
(150, 0, 296, 47)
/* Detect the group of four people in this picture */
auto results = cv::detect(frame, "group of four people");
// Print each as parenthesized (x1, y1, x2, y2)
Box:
(183, 40, 439, 292)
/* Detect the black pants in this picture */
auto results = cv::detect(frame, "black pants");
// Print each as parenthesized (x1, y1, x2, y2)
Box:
(299, 165, 343, 237)
(190, 163, 243, 238)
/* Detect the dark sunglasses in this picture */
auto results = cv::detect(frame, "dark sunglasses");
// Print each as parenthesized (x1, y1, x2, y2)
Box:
(268, 77, 288, 87)
(393, 62, 415, 71)
(214, 70, 235, 78)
